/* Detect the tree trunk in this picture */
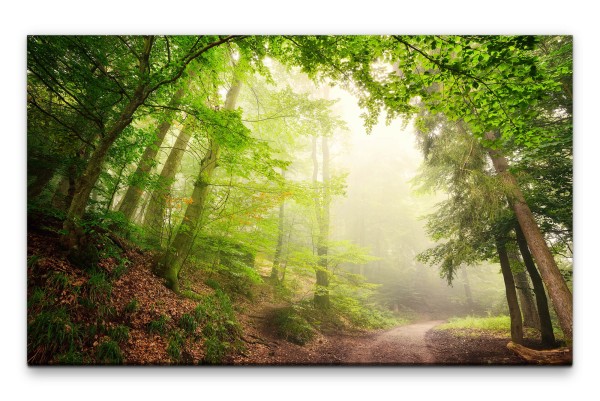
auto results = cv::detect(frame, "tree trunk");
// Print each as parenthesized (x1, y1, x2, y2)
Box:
(270, 195, 285, 282)
(142, 122, 193, 239)
(313, 135, 330, 309)
(496, 239, 524, 345)
(516, 224, 556, 346)
(118, 87, 185, 220)
(514, 269, 540, 329)
(158, 80, 241, 292)
(460, 268, 475, 312)
(486, 132, 572, 342)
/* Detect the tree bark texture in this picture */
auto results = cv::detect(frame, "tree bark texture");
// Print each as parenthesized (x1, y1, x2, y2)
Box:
(516, 224, 556, 345)
(118, 87, 185, 220)
(159, 80, 241, 292)
(486, 132, 572, 342)
(142, 122, 193, 238)
(496, 239, 524, 345)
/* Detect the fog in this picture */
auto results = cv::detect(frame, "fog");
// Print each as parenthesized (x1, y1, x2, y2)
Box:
(327, 85, 507, 319)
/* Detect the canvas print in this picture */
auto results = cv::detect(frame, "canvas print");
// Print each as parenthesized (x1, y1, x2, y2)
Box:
(27, 35, 572, 365)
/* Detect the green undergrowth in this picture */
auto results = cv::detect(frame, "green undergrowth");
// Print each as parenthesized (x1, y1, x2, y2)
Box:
(273, 305, 315, 345)
(437, 315, 512, 332)
(435, 315, 562, 340)
(192, 290, 244, 364)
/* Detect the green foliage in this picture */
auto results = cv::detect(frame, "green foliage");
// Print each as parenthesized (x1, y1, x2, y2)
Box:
(87, 270, 112, 303)
(28, 288, 47, 309)
(28, 308, 79, 359)
(108, 325, 130, 343)
(272, 306, 315, 345)
(194, 290, 244, 364)
(437, 315, 511, 332)
(124, 298, 139, 314)
(48, 271, 70, 290)
(167, 331, 185, 363)
(56, 350, 84, 365)
(96, 339, 123, 364)
(148, 315, 170, 335)
(331, 294, 401, 330)
(204, 278, 221, 290)
(178, 313, 198, 335)
(27, 255, 41, 269)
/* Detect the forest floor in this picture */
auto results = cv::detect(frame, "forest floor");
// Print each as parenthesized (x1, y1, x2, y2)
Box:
(232, 306, 536, 365)
(27, 215, 548, 366)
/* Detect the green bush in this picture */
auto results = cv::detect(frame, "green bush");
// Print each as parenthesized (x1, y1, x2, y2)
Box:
(148, 315, 170, 335)
(331, 295, 400, 330)
(108, 325, 130, 343)
(273, 306, 315, 345)
(96, 339, 123, 364)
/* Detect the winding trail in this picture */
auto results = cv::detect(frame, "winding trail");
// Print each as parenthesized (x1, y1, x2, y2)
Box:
(344, 320, 444, 365)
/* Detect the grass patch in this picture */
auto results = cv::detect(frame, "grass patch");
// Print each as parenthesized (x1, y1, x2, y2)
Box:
(28, 307, 79, 360)
(437, 315, 511, 333)
(148, 315, 170, 335)
(167, 331, 185, 363)
(178, 313, 197, 335)
(108, 325, 130, 343)
(96, 339, 123, 364)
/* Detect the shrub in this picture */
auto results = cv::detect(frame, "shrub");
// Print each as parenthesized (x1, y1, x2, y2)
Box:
(273, 306, 315, 345)
(96, 339, 123, 364)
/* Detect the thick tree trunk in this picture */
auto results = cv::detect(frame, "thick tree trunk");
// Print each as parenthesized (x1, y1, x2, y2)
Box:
(62, 81, 151, 249)
(159, 139, 220, 292)
(516, 224, 556, 346)
(63, 37, 155, 249)
(158, 80, 241, 292)
(118, 87, 185, 220)
(486, 132, 572, 342)
(496, 239, 524, 345)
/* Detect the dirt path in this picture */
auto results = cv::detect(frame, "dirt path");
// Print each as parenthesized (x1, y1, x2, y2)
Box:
(344, 320, 444, 365)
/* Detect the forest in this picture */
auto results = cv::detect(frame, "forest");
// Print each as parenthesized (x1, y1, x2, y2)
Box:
(26, 35, 572, 365)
